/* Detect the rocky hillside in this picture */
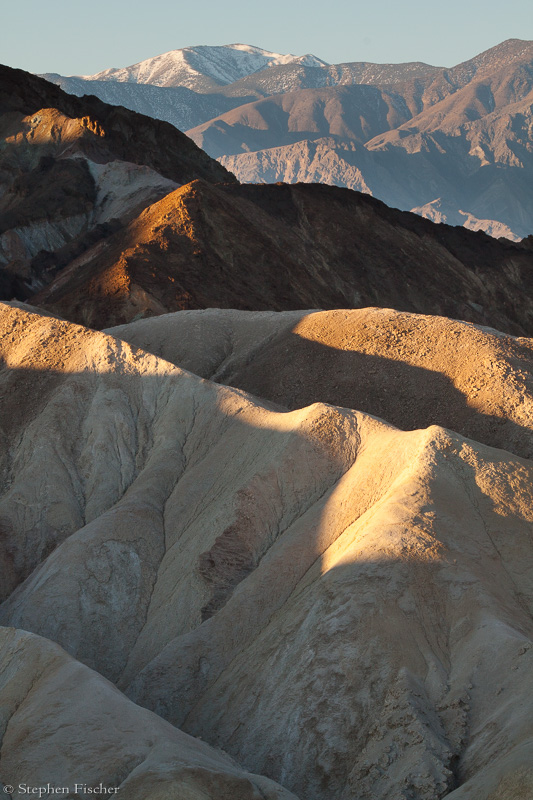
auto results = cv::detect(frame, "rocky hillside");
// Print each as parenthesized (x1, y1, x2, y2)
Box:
(0, 628, 295, 800)
(0, 64, 233, 298)
(0, 301, 532, 800)
(31, 181, 533, 334)
(109, 306, 533, 459)
(2, 44, 533, 800)
(2, 66, 533, 334)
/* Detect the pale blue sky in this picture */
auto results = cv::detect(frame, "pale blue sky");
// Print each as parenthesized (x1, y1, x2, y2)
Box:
(3, 0, 532, 76)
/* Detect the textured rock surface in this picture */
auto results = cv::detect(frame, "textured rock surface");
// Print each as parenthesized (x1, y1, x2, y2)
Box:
(0, 65, 232, 186)
(0, 303, 532, 800)
(0, 64, 233, 299)
(0, 627, 295, 799)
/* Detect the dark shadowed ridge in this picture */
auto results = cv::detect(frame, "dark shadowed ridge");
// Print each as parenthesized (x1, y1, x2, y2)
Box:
(32, 180, 533, 334)
(0, 64, 235, 185)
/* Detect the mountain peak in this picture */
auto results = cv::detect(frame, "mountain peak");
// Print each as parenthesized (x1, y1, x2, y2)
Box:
(450, 37, 533, 80)
(80, 43, 328, 90)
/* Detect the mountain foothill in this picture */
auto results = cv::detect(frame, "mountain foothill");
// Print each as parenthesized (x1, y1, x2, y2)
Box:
(0, 45, 532, 800)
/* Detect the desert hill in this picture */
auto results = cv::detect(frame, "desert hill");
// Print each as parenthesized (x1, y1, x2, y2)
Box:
(0, 64, 230, 184)
(31, 180, 533, 334)
(0, 628, 295, 799)
(0, 64, 232, 299)
(1, 40, 532, 800)
(0, 302, 532, 800)
(109, 306, 533, 460)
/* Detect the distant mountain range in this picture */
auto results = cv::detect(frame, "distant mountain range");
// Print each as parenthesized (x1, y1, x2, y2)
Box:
(43, 40, 533, 240)
(1, 64, 533, 334)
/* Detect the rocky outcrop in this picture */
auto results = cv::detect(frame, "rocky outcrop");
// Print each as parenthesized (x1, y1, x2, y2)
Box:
(0, 65, 233, 185)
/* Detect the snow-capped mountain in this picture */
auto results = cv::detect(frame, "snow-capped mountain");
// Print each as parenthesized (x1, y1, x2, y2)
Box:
(83, 43, 328, 91)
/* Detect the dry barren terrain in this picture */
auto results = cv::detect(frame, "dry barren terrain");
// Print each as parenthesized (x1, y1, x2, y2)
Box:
(0, 303, 531, 800)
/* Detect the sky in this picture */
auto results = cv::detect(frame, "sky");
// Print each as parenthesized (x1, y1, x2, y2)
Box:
(2, 0, 532, 76)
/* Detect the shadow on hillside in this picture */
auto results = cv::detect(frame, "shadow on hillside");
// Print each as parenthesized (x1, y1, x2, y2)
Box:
(129, 321, 533, 461)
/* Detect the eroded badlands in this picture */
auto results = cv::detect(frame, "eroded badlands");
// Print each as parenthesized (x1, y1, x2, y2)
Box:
(0, 303, 532, 800)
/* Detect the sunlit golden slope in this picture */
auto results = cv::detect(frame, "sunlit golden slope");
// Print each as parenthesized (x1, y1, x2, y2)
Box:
(109, 306, 533, 459)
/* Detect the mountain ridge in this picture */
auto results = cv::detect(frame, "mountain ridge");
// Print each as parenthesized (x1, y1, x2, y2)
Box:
(3, 63, 533, 333)
(44, 39, 533, 240)
(79, 43, 329, 91)
(30, 179, 533, 333)
(0, 63, 233, 299)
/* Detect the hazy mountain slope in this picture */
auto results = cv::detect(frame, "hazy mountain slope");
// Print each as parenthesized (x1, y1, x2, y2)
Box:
(41, 39, 533, 239)
(218, 58, 443, 100)
(220, 137, 375, 189)
(31, 181, 533, 334)
(108, 307, 533, 460)
(0, 627, 295, 800)
(188, 85, 411, 158)
(410, 198, 522, 241)
(238, 38, 530, 105)
(219, 136, 533, 240)
(0, 65, 233, 297)
(192, 39, 533, 162)
(0, 303, 532, 800)
(208, 40, 533, 240)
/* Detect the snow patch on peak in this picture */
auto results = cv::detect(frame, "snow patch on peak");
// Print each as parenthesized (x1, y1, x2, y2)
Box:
(297, 54, 329, 68)
(79, 44, 328, 90)
(224, 44, 327, 67)
(225, 43, 285, 56)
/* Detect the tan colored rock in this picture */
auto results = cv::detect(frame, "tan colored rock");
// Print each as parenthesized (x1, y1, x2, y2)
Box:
(0, 303, 532, 800)
(109, 307, 533, 459)
(0, 627, 295, 799)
